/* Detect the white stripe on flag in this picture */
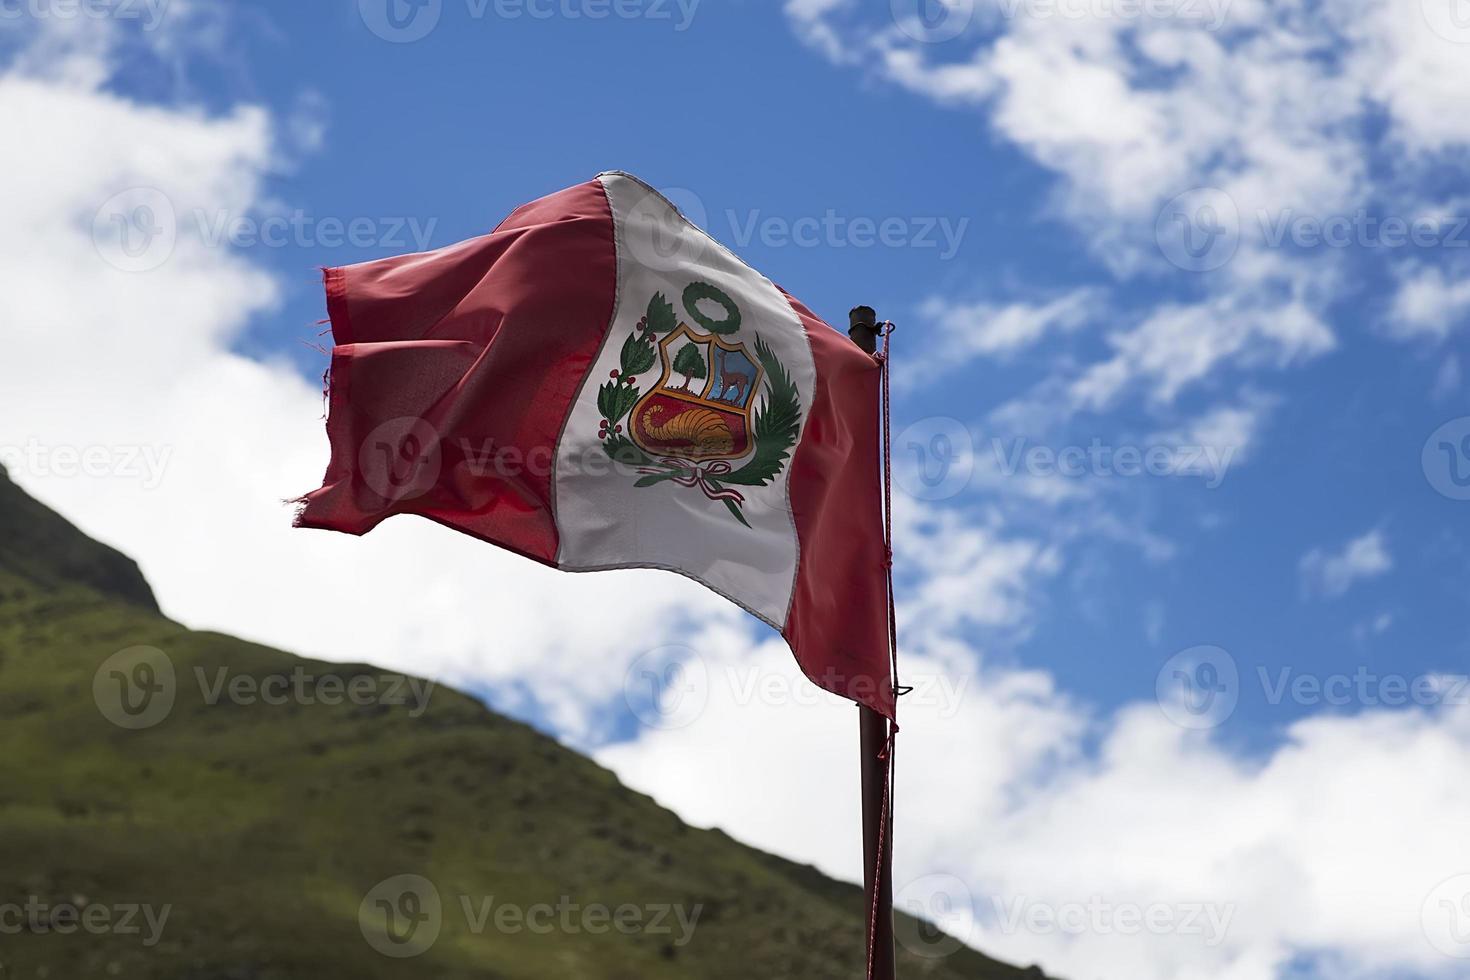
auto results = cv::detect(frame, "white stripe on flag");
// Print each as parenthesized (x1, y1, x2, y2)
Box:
(553, 172, 817, 629)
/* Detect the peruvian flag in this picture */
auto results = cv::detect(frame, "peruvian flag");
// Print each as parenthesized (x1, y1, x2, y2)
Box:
(294, 172, 895, 720)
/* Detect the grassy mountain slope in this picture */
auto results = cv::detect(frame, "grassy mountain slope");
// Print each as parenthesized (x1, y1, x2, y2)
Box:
(0, 468, 1051, 979)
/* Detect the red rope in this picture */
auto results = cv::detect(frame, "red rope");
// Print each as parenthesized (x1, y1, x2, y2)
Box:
(879, 323, 900, 700)
(865, 323, 900, 980)
(864, 739, 894, 979)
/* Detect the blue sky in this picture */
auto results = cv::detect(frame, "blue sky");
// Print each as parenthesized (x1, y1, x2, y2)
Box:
(5, 1, 1470, 977)
(193, 0, 1467, 743)
(214, 1, 1049, 365)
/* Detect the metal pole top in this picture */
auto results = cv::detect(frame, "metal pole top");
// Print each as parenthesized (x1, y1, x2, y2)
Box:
(849, 305, 880, 355)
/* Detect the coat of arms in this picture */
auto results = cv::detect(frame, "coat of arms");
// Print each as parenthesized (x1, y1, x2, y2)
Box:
(597, 282, 802, 526)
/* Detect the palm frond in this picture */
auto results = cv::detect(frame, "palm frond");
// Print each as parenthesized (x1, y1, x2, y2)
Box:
(720, 336, 802, 488)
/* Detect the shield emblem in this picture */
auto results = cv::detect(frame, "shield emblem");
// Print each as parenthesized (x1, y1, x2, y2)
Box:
(630, 322, 765, 462)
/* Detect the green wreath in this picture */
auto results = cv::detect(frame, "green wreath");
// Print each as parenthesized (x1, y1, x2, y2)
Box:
(682, 281, 741, 335)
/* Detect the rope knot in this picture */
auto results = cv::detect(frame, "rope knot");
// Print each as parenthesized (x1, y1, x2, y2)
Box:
(877, 729, 896, 761)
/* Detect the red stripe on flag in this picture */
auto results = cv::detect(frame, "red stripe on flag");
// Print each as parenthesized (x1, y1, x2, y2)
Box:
(294, 179, 618, 565)
(779, 290, 897, 721)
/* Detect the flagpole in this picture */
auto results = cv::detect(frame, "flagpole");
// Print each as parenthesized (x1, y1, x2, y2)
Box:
(849, 305, 897, 980)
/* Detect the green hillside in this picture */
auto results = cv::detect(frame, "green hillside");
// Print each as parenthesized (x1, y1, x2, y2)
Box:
(0, 466, 1051, 979)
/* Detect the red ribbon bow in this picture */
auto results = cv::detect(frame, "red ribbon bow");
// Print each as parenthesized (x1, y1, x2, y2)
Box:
(640, 457, 746, 504)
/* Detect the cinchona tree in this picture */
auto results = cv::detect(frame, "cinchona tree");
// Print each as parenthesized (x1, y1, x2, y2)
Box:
(673, 342, 706, 392)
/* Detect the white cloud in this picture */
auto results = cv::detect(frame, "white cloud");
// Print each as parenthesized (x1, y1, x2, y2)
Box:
(598, 627, 1087, 895)
(781, 0, 855, 63)
(1144, 393, 1274, 485)
(1300, 529, 1394, 599)
(786, 0, 1470, 423)
(899, 289, 1099, 386)
(1388, 264, 1470, 341)
(958, 701, 1470, 979)
(601, 627, 1470, 980)
(1069, 296, 1335, 412)
(791, 1, 1470, 235)
(0, 16, 736, 746)
(894, 497, 1062, 644)
(8, 15, 1470, 980)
